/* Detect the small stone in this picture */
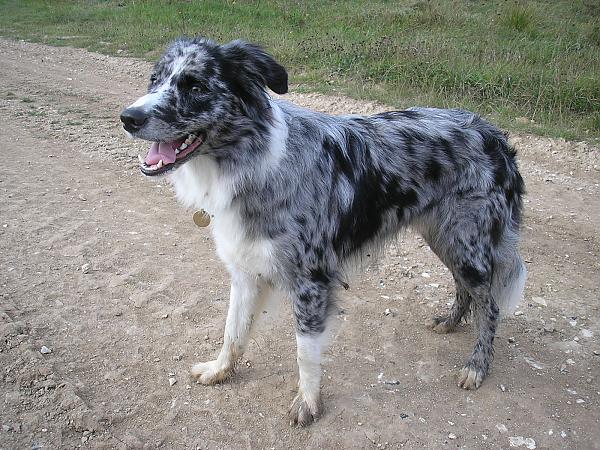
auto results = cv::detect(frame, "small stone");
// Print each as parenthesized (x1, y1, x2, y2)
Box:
(169, 377, 177, 386)
(508, 337, 516, 343)
(580, 329, 593, 339)
(576, 398, 585, 404)
(593, 350, 600, 356)
(496, 424, 508, 433)
(161, 313, 169, 319)
(543, 324, 556, 333)
(566, 358, 575, 365)
(569, 320, 577, 327)
(40, 346, 52, 354)
(421, 272, 431, 278)
(81, 263, 91, 274)
(524, 356, 544, 370)
(531, 296, 547, 307)
(384, 308, 392, 316)
(78, 194, 87, 201)
(514, 310, 524, 316)
(2, 424, 12, 432)
(500, 384, 507, 392)
(560, 431, 567, 438)
(508, 436, 536, 449)
(448, 433, 457, 440)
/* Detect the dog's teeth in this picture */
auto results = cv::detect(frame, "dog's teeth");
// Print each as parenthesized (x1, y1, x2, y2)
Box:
(157, 159, 164, 168)
(175, 148, 180, 154)
(179, 143, 188, 151)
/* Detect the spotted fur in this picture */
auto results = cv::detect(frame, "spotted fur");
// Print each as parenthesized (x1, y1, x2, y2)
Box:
(121, 36, 527, 426)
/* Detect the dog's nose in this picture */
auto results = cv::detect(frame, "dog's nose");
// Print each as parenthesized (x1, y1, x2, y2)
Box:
(120, 107, 148, 131)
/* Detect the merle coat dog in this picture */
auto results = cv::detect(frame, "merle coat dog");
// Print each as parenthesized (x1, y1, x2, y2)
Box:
(120, 37, 526, 426)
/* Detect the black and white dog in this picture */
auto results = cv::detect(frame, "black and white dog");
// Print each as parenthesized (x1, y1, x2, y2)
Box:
(121, 37, 526, 426)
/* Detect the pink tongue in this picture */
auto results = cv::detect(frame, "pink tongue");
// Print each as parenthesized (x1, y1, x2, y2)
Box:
(144, 140, 184, 165)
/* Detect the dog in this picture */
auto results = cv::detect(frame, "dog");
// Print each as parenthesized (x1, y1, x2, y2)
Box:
(120, 37, 526, 426)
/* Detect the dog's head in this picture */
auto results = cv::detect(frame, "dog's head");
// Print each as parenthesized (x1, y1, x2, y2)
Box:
(120, 37, 288, 176)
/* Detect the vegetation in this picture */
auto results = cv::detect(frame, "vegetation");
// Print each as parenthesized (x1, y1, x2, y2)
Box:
(0, 0, 598, 140)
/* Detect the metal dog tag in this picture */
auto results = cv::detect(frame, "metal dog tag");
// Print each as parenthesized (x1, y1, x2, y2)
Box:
(193, 209, 211, 227)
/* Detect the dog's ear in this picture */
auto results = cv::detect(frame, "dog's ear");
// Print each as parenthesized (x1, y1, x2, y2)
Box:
(221, 40, 288, 95)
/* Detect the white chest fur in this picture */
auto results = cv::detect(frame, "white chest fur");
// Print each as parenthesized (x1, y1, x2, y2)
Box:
(169, 156, 276, 278)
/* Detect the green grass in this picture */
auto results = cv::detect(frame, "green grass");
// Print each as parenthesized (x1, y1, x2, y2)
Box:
(0, 0, 598, 141)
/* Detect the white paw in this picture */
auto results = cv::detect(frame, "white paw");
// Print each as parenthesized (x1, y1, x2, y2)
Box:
(457, 365, 484, 390)
(288, 391, 322, 427)
(191, 360, 233, 385)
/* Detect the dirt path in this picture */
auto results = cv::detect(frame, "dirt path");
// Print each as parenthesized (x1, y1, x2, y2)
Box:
(0, 38, 599, 450)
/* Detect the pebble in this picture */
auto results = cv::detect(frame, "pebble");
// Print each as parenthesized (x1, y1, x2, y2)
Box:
(593, 350, 600, 356)
(508, 436, 536, 449)
(168, 377, 177, 386)
(560, 431, 567, 438)
(500, 384, 507, 392)
(448, 433, 457, 440)
(524, 356, 544, 370)
(496, 424, 508, 433)
(421, 272, 430, 278)
(40, 345, 52, 354)
(531, 296, 547, 307)
(566, 358, 575, 365)
(580, 329, 593, 339)
(384, 308, 392, 316)
(81, 263, 91, 274)
(514, 310, 524, 316)
(78, 194, 87, 201)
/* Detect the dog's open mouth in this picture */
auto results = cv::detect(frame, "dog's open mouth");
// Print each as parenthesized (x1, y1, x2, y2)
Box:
(139, 133, 204, 176)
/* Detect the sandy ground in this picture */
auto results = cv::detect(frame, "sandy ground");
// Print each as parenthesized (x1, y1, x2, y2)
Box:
(0, 38, 599, 450)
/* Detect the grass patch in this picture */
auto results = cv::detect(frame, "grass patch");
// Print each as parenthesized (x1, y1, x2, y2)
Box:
(0, 0, 598, 141)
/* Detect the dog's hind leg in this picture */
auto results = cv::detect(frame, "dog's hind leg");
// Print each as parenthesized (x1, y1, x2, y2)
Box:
(288, 275, 333, 427)
(457, 281, 499, 390)
(420, 231, 472, 334)
(191, 270, 271, 385)
(421, 197, 502, 389)
(428, 280, 472, 334)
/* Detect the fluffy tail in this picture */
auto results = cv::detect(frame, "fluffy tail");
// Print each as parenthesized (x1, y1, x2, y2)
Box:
(492, 253, 527, 316)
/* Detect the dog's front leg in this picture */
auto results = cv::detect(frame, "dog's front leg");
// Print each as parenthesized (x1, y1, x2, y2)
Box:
(191, 271, 269, 384)
(289, 331, 326, 426)
(288, 280, 331, 426)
